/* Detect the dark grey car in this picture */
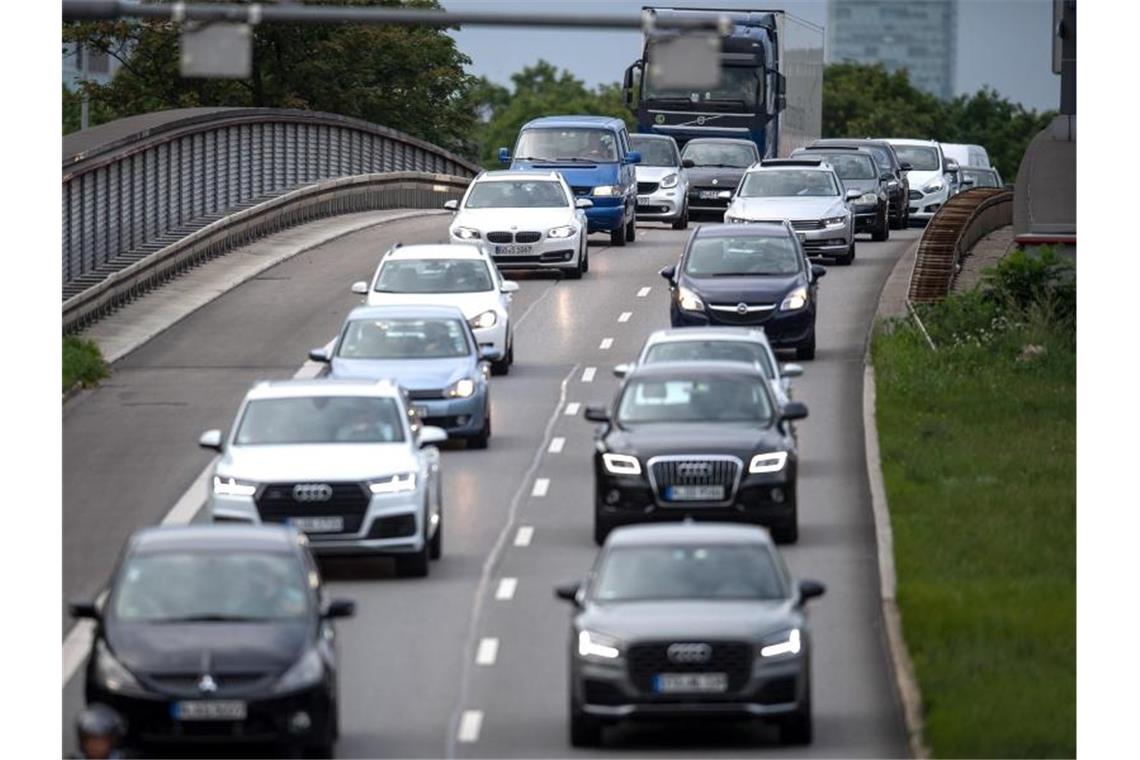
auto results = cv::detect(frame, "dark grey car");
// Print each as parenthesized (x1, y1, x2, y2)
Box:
(555, 523, 825, 747)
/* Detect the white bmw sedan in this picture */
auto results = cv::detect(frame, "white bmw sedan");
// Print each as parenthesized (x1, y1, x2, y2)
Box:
(445, 170, 593, 279)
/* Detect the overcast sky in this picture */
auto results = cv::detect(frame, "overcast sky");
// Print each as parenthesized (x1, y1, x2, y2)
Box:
(440, 0, 1059, 112)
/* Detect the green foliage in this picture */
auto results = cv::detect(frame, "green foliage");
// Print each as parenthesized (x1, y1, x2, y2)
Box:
(62, 84, 118, 135)
(63, 336, 109, 393)
(982, 247, 1075, 325)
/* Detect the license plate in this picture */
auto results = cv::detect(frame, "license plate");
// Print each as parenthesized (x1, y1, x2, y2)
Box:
(637, 195, 652, 205)
(666, 485, 725, 501)
(653, 673, 728, 694)
(495, 244, 533, 255)
(290, 516, 344, 533)
(171, 700, 248, 721)
(698, 190, 721, 200)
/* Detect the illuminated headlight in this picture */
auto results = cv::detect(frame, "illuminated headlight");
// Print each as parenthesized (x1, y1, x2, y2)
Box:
(272, 648, 325, 694)
(856, 193, 878, 206)
(93, 640, 145, 695)
(453, 226, 481, 240)
(677, 286, 704, 311)
(469, 310, 497, 329)
(578, 629, 621, 660)
(749, 451, 788, 474)
(213, 476, 257, 497)
(369, 472, 417, 494)
(446, 378, 477, 398)
(602, 453, 641, 475)
(822, 216, 847, 227)
(591, 185, 619, 197)
(780, 287, 808, 311)
(659, 173, 679, 189)
(922, 178, 945, 193)
(548, 224, 577, 239)
(759, 628, 802, 658)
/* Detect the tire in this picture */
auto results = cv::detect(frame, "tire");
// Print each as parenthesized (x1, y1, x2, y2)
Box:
(625, 214, 636, 242)
(580, 241, 589, 274)
(570, 701, 604, 748)
(871, 205, 889, 241)
(395, 523, 430, 578)
(890, 201, 905, 230)
(796, 332, 816, 361)
(562, 247, 584, 280)
(836, 241, 855, 266)
(507, 339, 515, 367)
(429, 485, 442, 560)
(490, 350, 510, 375)
(594, 503, 615, 546)
(671, 203, 689, 230)
(468, 408, 491, 449)
(770, 503, 799, 544)
(609, 225, 626, 247)
(779, 681, 813, 745)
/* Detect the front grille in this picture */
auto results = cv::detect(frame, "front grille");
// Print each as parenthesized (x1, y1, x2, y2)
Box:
(790, 219, 825, 231)
(757, 676, 797, 705)
(146, 672, 270, 697)
(649, 457, 741, 501)
(255, 482, 368, 534)
(486, 231, 513, 244)
(584, 680, 627, 705)
(515, 231, 542, 244)
(368, 514, 417, 539)
(637, 181, 659, 194)
(486, 231, 542, 244)
(627, 641, 754, 696)
(407, 388, 445, 401)
(706, 306, 775, 326)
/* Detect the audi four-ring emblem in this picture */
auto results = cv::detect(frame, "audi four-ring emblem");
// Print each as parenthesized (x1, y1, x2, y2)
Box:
(293, 483, 333, 502)
(667, 643, 713, 664)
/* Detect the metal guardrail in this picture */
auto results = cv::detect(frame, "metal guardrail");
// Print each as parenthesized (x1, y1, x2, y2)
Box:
(62, 172, 469, 333)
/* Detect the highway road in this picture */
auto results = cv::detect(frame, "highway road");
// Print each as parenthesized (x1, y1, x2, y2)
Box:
(63, 214, 914, 757)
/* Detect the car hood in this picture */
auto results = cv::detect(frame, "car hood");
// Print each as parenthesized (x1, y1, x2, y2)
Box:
(507, 161, 619, 189)
(218, 442, 418, 482)
(106, 620, 310, 678)
(579, 599, 798, 642)
(728, 196, 847, 221)
(635, 165, 682, 182)
(329, 356, 473, 389)
(606, 423, 785, 459)
(906, 169, 941, 188)
(452, 206, 575, 230)
(680, 272, 803, 305)
(686, 166, 747, 188)
(364, 290, 501, 319)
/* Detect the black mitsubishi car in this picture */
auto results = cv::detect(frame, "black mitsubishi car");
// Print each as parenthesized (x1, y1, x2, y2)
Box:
(584, 361, 807, 544)
(680, 138, 761, 218)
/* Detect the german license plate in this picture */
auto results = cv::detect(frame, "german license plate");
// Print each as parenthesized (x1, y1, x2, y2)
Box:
(290, 516, 344, 533)
(171, 700, 248, 721)
(495, 244, 533, 255)
(698, 190, 721, 200)
(666, 485, 724, 501)
(637, 195, 652, 205)
(653, 673, 728, 694)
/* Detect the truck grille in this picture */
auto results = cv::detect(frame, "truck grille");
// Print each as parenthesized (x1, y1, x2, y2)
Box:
(648, 457, 741, 500)
(627, 641, 754, 696)
(255, 482, 368, 534)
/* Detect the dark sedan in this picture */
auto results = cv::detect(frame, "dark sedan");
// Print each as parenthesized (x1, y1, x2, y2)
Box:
(71, 525, 355, 757)
(807, 138, 912, 229)
(584, 361, 807, 544)
(792, 146, 891, 241)
(660, 223, 826, 360)
(556, 523, 825, 747)
(680, 138, 760, 218)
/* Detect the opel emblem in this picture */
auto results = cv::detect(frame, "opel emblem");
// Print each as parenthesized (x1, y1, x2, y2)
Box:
(667, 643, 712, 664)
(736, 303, 749, 315)
(696, 115, 707, 126)
(655, 114, 665, 125)
(293, 483, 333, 502)
(197, 674, 218, 694)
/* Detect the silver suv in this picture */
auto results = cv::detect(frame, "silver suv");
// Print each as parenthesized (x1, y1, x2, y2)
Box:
(199, 379, 447, 577)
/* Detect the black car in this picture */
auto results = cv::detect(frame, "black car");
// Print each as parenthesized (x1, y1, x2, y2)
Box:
(71, 525, 355, 756)
(584, 361, 807, 544)
(792, 146, 891, 241)
(660, 223, 826, 360)
(807, 138, 912, 229)
(680, 138, 761, 218)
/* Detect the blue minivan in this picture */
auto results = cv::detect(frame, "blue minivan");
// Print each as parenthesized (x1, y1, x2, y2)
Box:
(499, 116, 641, 247)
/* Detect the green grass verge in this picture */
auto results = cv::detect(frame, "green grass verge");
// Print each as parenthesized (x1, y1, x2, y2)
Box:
(872, 312, 1075, 757)
(63, 335, 109, 393)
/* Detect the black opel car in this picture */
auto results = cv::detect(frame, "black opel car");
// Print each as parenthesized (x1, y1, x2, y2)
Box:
(807, 138, 912, 229)
(584, 361, 807, 544)
(661, 223, 826, 360)
(71, 525, 355, 757)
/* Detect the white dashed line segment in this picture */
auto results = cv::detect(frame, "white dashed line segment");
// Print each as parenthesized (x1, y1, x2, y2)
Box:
(495, 578, 518, 600)
(618, 311, 633, 322)
(637, 286, 652, 297)
(514, 526, 535, 546)
(599, 338, 614, 350)
(581, 367, 597, 383)
(531, 478, 550, 497)
(457, 710, 484, 743)
(475, 638, 499, 666)
(564, 402, 581, 416)
(548, 437, 565, 454)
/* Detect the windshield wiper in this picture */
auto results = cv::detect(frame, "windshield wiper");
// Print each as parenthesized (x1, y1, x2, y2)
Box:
(513, 156, 555, 162)
(549, 157, 600, 163)
(695, 163, 746, 169)
(710, 271, 781, 277)
(152, 614, 282, 624)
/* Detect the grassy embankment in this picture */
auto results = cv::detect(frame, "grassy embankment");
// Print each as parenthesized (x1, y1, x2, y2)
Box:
(63, 335, 108, 393)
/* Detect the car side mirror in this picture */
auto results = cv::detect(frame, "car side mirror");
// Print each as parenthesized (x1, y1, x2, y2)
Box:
(811, 264, 827, 279)
(575, 198, 594, 209)
(945, 159, 959, 172)
(781, 401, 809, 421)
(443, 199, 459, 211)
(900, 161, 913, 172)
(626, 150, 641, 165)
(659, 265, 676, 282)
(322, 599, 356, 619)
(500, 280, 520, 293)
(69, 600, 99, 620)
(584, 405, 610, 423)
(498, 147, 510, 164)
(554, 582, 583, 605)
(419, 426, 448, 446)
(613, 363, 633, 379)
(308, 347, 331, 363)
(798, 579, 826, 603)
(845, 188, 862, 200)
(681, 158, 695, 169)
(716, 190, 733, 200)
(780, 363, 804, 379)
(198, 429, 223, 451)
(351, 280, 369, 295)
(962, 177, 976, 186)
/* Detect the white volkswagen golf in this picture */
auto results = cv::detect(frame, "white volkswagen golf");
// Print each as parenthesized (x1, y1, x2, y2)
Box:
(352, 244, 519, 375)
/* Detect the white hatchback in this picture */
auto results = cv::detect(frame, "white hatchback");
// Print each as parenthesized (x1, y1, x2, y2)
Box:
(352, 244, 519, 375)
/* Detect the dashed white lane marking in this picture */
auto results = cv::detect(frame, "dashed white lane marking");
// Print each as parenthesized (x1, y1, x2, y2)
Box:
(514, 526, 535, 546)
(637, 286, 652, 297)
(457, 710, 484, 743)
(599, 338, 614, 350)
(564, 402, 581, 416)
(495, 578, 518, 600)
(476, 638, 499, 666)
(618, 311, 633, 322)
(532, 478, 550, 497)
(548, 437, 565, 454)
(581, 367, 597, 383)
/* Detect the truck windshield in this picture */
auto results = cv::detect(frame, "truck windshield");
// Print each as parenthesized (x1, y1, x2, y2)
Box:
(643, 61, 759, 109)
(514, 128, 618, 163)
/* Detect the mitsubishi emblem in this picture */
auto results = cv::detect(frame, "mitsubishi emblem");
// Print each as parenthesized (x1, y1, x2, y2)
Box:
(198, 674, 218, 694)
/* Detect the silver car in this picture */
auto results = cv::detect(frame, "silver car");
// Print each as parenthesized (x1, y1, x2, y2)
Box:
(723, 158, 858, 265)
(629, 133, 690, 229)
(557, 523, 826, 747)
(199, 378, 447, 577)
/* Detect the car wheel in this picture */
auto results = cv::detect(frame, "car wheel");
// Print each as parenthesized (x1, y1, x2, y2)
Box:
(779, 681, 813, 745)
(890, 202, 904, 230)
(468, 409, 491, 449)
(672, 203, 689, 230)
(581, 241, 589, 273)
(490, 351, 510, 375)
(594, 499, 615, 546)
(395, 521, 430, 578)
(570, 700, 604, 748)
(302, 700, 338, 758)
(836, 241, 855, 266)
(561, 252, 584, 281)
(609, 225, 626, 247)
(770, 504, 799, 544)
(871, 206, 889, 241)
(429, 488, 442, 560)
(796, 332, 816, 361)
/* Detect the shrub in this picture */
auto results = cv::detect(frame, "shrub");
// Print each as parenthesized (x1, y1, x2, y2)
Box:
(63, 336, 109, 392)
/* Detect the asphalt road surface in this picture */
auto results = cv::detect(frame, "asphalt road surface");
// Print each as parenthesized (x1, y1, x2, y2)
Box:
(62, 215, 915, 757)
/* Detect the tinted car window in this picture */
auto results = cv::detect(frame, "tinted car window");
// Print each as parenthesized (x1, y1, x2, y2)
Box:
(630, 137, 678, 167)
(375, 259, 494, 294)
(892, 145, 940, 171)
(740, 170, 838, 197)
(803, 152, 876, 180)
(617, 377, 773, 424)
(338, 318, 470, 360)
(235, 396, 406, 445)
(644, 340, 776, 379)
(681, 142, 757, 168)
(594, 544, 786, 601)
(515, 128, 618, 163)
(684, 235, 802, 276)
(465, 180, 568, 208)
(962, 168, 1000, 188)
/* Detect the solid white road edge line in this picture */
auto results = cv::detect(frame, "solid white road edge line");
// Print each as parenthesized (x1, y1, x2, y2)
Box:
(513, 526, 534, 546)
(456, 710, 484, 743)
(475, 638, 499, 666)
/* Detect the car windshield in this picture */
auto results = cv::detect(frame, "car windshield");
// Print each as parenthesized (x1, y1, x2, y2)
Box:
(643, 59, 760, 109)
(514, 128, 618, 163)
(684, 235, 801, 277)
(617, 377, 773, 425)
(740, 170, 838, 198)
(962, 168, 1000, 187)
(630, 137, 678, 167)
(593, 544, 786, 602)
(801, 152, 876, 180)
(681, 141, 757, 168)
(235, 396, 405, 445)
(464, 180, 568, 208)
(644, 340, 776, 379)
(892, 145, 940, 171)
(375, 259, 494, 294)
(113, 552, 309, 622)
(337, 317, 470, 360)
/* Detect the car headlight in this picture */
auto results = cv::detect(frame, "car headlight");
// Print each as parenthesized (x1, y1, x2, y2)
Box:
(548, 225, 577, 239)
(602, 453, 641, 475)
(469, 310, 497, 330)
(273, 648, 325, 694)
(369, 472, 418, 494)
(677, 286, 704, 312)
(659, 173, 679, 189)
(93, 640, 145, 695)
(780, 287, 808, 311)
(749, 451, 788, 474)
(591, 185, 619, 197)
(856, 193, 878, 206)
(923, 178, 945, 193)
(759, 628, 802, 658)
(724, 214, 746, 224)
(446, 377, 477, 399)
(213, 475, 257, 497)
(453, 226, 481, 240)
(578, 629, 622, 660)
(822, 216, 847, 227)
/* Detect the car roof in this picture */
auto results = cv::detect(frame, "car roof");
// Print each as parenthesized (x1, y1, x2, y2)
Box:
(626, 360, 767, 381)
(130, 524, 302, 555)
(684, 137, 757, 147)
(629, 133, 677, 143)
(245, 378, 402, 400)
(880, 137, 941, 147)
(606, 522, 774, 548)
(645, 327, 771, 345)
(753, 158, 832, 171)
(796, 146, 876, 158)
(522, 115, 627, 130)
(694, 222, 793, 239)
(475, 170, 563, 183)
(384, 244, 486, 261)
(811, 138, 893, 148)
(346, 303, 467, 321)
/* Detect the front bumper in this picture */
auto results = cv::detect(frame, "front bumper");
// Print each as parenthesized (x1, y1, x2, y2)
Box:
(471, 321, 508, 360)
(670, 303, 814, 348)
(410, 391, 488, 437)
(908, 185, 950, 220)
(451, 233, 582, 271)
(584, 198, 626, 232)
(797, 222, 853, 256)
(851, 203, 882, 233)
(636, 184, 686, 220)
